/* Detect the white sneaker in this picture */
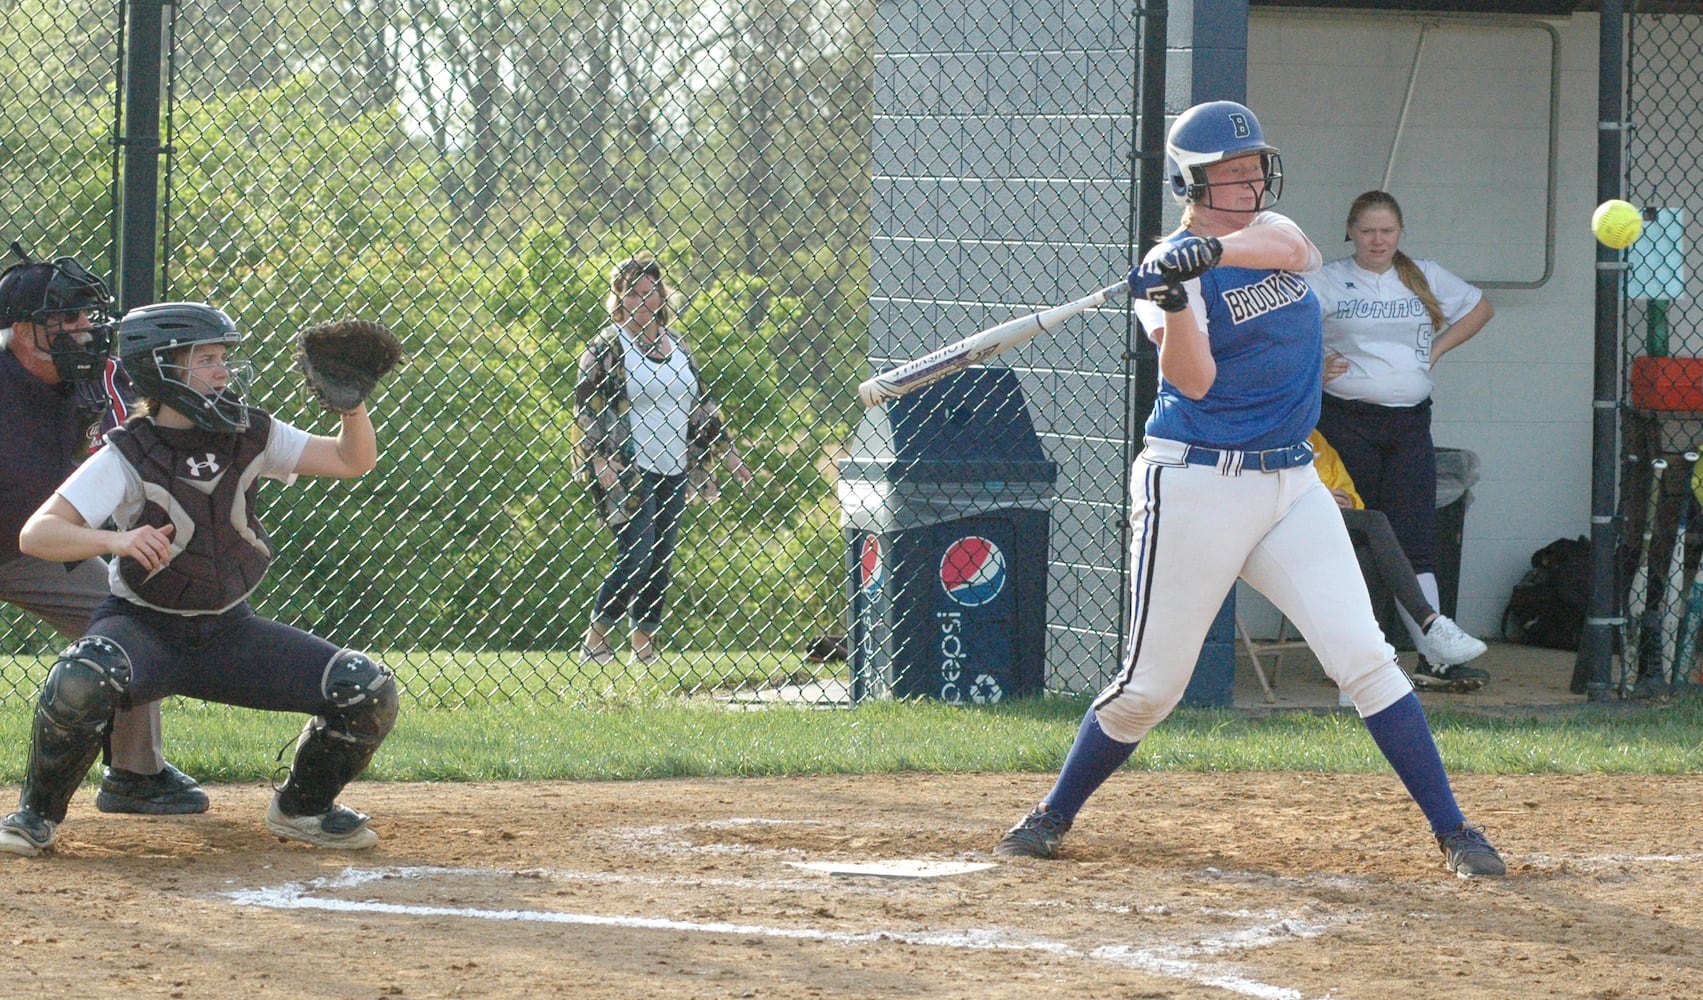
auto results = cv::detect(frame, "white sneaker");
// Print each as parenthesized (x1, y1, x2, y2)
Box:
(265, 798, 378, 850)
(1417, 615, 1488, 667)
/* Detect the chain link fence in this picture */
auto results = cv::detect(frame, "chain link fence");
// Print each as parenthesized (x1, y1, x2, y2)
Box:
(2, 0, 1153, 708)
(1617, 7, 1703, 695)
(13, 3, 1700, 708)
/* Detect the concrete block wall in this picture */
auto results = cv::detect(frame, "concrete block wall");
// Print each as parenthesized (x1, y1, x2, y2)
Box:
(869, 0, 1144, 691)
(1241, 9, 1605, 638)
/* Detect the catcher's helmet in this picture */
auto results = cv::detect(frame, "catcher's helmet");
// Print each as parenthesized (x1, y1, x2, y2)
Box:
(0, 252, 117, 382)
(118, 301, 253, 432)
(1165, 100, 1283, 210)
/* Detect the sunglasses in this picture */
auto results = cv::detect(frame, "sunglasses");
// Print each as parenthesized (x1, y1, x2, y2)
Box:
(614, 258, 663, 282)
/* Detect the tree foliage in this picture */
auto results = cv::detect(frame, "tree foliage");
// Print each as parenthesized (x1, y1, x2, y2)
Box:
(2, 0, 875, 659)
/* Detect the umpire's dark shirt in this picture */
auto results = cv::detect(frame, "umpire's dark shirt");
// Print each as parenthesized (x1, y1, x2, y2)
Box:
(0, 349, 86, 565)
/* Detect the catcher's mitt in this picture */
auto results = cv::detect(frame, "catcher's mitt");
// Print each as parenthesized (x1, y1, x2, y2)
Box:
(293, 319, 403, 413)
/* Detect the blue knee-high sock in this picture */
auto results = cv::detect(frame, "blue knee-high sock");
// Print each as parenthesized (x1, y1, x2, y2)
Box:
(1361, 692, 1466, 835)
(1043, 709, 1138, 820)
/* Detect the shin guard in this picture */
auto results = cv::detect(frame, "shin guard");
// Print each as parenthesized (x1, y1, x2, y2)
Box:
(21, 637, 131, 822)
(275, 651, 399, 817)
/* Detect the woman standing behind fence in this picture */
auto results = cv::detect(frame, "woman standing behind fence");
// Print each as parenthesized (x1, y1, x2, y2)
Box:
(1310, 190, 1494, 693)
(575, 254, 752, 665)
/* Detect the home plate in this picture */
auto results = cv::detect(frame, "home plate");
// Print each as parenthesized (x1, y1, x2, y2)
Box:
(786, 860, 995, 879)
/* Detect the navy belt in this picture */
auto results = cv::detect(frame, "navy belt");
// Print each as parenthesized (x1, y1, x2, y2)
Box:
(1182, 442, 1313, 473)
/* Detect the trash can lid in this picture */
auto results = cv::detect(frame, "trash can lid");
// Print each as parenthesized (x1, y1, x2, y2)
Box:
(838, 368, 1058, 484)
(1435, 447, 1480, 508)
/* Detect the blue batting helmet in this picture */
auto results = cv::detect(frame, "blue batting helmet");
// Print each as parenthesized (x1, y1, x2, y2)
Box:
(1165, 101, 1284, 209)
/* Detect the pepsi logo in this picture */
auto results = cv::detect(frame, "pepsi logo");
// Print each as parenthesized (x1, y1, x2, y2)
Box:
(939, 536, 1006, 607)
(859, 536, 884, 594)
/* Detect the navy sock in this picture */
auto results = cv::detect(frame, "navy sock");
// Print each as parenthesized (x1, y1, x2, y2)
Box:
(1044, 708, 1138, 820)
(1361, 692, 1466, 835)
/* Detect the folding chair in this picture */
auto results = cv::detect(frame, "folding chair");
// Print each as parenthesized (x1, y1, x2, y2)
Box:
(1235, 610, 1311, 703)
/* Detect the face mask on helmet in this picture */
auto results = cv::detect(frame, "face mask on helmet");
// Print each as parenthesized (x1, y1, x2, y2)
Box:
(156, 346, 255, 433)
(1165, 100, 1285, 212)
(118, 302, 253, 433)
(0, 255, 117, 382)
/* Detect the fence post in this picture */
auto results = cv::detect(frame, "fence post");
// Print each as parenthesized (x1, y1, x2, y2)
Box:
(117, 0, 167, 311)
(1580, 0, 1625, 700)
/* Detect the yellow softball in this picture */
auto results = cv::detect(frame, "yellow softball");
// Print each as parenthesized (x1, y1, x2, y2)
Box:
(1592, 199, 1643, 250)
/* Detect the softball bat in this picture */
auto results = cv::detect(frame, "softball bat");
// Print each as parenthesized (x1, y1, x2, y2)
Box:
(857, 282, 1130, 408)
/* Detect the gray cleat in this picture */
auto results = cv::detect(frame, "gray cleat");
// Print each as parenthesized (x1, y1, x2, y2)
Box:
(265, 798, 379, 849)
(994, 804, 1072, 858)
(0, 809, 58, 858)
(1437, 822, 1506, 878)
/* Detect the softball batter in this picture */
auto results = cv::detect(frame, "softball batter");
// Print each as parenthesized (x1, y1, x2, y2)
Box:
(994, 101, 1505, 878)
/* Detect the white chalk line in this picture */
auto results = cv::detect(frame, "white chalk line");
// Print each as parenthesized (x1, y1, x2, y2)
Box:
(1522, 851, 1703, 868)
(221, 865, 1337, 1000)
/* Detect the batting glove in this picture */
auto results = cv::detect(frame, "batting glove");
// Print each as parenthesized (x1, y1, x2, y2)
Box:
(1127, 262, 1190, 313)
(1147, 282, 1189, 313)
(1155, 236, 1223, 282)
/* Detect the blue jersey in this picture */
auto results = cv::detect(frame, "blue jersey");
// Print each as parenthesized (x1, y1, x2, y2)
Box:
(1136, 214, 1323, 451)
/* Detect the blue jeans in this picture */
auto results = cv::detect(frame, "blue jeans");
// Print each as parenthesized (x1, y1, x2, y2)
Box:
(593, 470, 687, 632)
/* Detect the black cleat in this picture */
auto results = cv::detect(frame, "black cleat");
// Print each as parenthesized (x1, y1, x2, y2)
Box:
(96, 763, 211, 815)
(1411, 656, 1488, 693)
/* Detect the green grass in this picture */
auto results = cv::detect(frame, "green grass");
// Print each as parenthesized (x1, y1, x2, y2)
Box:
(4, 672, 1703, 784)
(0, 649, 836, 711)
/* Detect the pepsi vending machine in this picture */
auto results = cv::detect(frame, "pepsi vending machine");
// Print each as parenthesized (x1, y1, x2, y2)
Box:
(840, 369, 1056, 703)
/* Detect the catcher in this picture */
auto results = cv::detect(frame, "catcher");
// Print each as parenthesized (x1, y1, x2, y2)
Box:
(1, 303, 403, 856)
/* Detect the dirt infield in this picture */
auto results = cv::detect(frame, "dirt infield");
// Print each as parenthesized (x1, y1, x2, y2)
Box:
(3, 771, 1700, 999)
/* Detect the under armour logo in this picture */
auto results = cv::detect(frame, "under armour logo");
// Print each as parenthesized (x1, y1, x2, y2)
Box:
(185, 453, 221, 478)
(1228, 113, 1250, 138)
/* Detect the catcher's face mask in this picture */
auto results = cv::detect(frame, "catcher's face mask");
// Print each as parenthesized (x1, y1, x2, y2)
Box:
(118, 302, 251, 432)
(158, 339, 255, 432)
(33, 310, 112, 383)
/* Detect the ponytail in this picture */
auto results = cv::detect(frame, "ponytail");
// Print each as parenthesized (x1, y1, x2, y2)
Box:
(1391, 251, 1445, 330)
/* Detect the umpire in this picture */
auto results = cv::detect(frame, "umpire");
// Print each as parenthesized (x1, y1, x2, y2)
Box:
(0, 250, 206, 814)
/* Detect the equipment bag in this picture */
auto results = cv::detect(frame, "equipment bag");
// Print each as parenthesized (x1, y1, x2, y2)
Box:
(1502, 536, 1591, 650)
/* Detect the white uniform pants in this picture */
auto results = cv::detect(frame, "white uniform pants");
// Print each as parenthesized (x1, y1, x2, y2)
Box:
(1092, 439, 1415, 743)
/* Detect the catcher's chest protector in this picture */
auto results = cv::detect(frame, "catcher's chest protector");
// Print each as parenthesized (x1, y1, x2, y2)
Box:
(108, 415, 275, 612)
